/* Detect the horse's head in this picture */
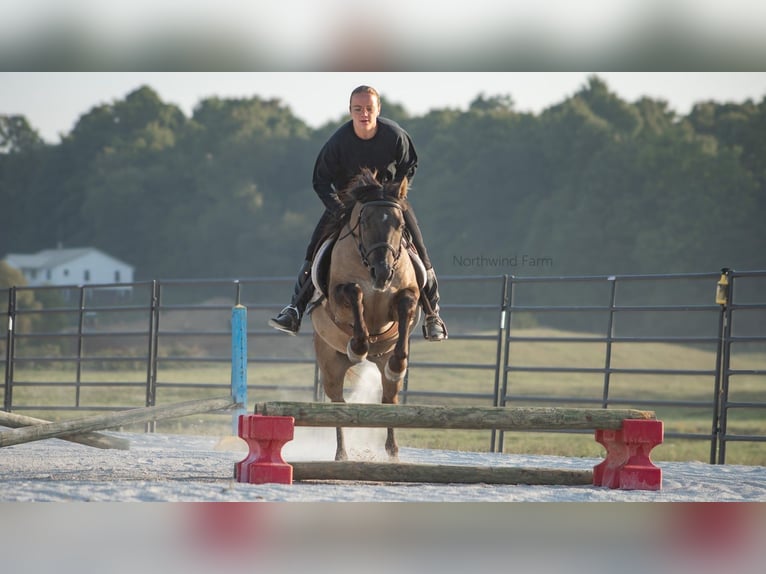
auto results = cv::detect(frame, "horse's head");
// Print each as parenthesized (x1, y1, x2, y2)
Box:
(342, 169, 409, 291)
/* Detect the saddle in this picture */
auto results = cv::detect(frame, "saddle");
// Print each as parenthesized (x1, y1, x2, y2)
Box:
(307, 236, 427, 313)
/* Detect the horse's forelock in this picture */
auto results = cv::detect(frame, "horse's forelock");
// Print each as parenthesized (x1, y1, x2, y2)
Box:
(338, 169, 394, 204)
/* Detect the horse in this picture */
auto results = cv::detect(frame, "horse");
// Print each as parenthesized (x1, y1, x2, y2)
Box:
(309, 168, 422, 461)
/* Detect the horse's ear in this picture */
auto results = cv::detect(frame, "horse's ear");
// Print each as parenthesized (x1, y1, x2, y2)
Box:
(398, 177, 409, 200)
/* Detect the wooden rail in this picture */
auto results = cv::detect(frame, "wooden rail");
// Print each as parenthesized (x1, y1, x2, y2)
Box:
(254, 401, 656, 431)
(291, 461, 592, 485)
(0, 397, 237, 448)
(0, 410, 130, 450)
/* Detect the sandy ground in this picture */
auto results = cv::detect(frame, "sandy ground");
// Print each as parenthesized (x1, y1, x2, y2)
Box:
(3, 428, 766, 574)
(1, 427, 764, 502)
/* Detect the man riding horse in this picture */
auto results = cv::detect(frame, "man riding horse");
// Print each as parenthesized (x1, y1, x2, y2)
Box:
(269, 85, 448, 342)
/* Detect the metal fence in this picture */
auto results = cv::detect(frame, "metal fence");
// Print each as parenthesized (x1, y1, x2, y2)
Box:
(3, 269, 765, 464)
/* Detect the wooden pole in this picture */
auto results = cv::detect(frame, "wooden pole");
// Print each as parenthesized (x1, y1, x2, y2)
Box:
(0, 410, 130, 450)
(254, 402, 655, 431)
(291, 461, 593, 485)
(0, 397, 236, 448)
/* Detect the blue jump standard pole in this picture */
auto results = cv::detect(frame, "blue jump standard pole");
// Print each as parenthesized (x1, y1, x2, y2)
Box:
(230, 303, 248, 433)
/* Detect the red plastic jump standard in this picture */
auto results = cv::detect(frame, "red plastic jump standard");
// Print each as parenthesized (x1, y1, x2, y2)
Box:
(593, 419, 664, 490)
(235, 414, 295, 484)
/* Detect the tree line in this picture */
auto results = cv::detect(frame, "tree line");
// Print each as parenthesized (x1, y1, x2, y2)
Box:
(1, 75, 764, 288)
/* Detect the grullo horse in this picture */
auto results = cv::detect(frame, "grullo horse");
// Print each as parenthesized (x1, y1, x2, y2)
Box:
(310, 169, 422, 461)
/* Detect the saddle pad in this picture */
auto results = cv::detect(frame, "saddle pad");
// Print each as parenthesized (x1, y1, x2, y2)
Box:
(311, 238, 335, 297)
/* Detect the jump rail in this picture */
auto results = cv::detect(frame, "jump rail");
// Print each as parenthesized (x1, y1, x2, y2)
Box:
(292, 461, 592, 485)
(0, 397, 237, 448)
(0, 410, 130, 450)
(253, 401, 656, 430)
(236, 402, 665, 490)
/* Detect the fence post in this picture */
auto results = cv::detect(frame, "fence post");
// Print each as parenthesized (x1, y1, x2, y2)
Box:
(709, 268, 731, 463)
(144, 280, 160, 432)
(231, 302, 248, 433)
(497, 275, 515, 453)
(4, 287, 16, 412)
(716, 269, 734, 464)
(601, 276, 618, 408)
(75, 285, 86, 408)
(490, 274, 510, 452)
(709, 304, 726, 464)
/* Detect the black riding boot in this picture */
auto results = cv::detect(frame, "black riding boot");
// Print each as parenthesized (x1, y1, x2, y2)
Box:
(422, 268, 448, 342)
(403, 207, 448, 342)
(269, 260, 314, 335)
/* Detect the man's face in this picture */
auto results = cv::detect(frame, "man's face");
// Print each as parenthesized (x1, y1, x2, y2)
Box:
(350, 92, 380, 137)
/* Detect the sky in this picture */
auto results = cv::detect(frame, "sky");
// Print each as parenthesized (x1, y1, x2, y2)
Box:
(2, 2, 766, 141)
(2, 72, 766, 144)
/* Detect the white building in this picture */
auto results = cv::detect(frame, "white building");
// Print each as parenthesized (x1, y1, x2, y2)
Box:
(3, 246, 135, 287)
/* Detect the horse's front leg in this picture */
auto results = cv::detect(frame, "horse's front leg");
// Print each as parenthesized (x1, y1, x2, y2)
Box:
(315, 339, 351, 462)
(336, 283, 369, 363)
(383, 289, 418, 459)
(328, 392, 349, 462)
(384, 289, 418, 384)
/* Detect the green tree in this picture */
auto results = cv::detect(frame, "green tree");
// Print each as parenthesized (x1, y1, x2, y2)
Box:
(1, 78, 764, 288)
(468, 93, 515, 113)
(0, 115, 52, 252)
(577, 75, 642, 135)
(0, 115, 44, 154)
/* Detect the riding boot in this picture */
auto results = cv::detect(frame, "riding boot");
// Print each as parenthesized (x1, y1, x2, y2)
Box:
(421, 268, 448, 342)
(269, 260, 315, 335)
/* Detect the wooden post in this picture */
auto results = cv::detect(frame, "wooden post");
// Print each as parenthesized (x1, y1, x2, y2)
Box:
(254, 401, 656, 431)
(0, 410, 130, 450)
(291, 461, 593, 485)
(0, 397, 236, 448)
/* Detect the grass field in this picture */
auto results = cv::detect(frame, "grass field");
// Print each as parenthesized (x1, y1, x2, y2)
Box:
(3, 327, 764, 465)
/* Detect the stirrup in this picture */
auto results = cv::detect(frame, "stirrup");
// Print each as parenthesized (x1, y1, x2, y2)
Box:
(268, 305, 301, 335)
(422, 314, 448, 342)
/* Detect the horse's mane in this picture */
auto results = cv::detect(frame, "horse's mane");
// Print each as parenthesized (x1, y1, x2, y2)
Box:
(320, 168, 406, 240)
(338, 168, 402, 207)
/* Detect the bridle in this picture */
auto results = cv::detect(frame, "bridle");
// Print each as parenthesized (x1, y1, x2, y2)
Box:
(342, 198, 405, 271)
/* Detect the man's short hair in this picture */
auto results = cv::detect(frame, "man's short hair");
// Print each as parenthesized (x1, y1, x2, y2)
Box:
(349, 85, 380, 105)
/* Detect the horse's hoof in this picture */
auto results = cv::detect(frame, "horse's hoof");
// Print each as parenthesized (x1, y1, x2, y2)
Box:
(346, 339, 368, 363)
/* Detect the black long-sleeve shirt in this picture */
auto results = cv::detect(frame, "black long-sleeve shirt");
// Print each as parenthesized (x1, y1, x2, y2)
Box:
(311, 117, 418, 213)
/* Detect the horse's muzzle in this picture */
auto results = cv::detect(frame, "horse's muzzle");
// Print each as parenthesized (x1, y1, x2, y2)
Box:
(370, 263, 394, 291)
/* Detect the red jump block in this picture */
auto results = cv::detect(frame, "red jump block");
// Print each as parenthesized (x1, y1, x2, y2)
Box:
(235, 414, 295, 484)
(593, 419, 664, 490)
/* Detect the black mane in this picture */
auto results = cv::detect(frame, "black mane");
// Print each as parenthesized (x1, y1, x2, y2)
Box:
(320, 168, 405, 240)
(338, 168, 402, 207)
